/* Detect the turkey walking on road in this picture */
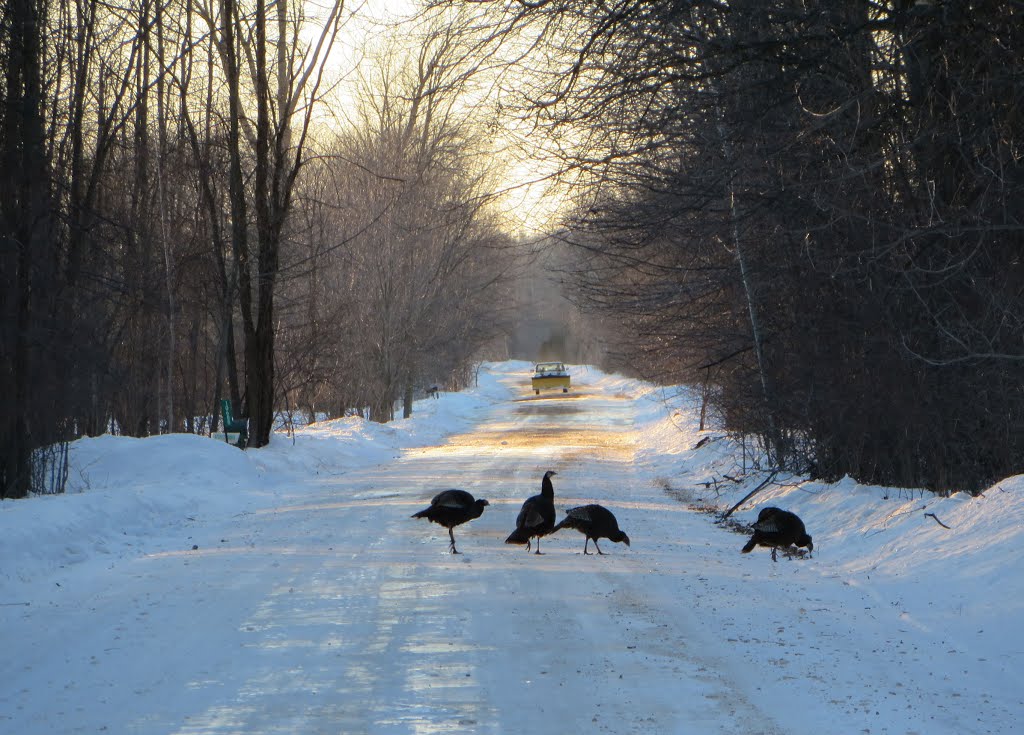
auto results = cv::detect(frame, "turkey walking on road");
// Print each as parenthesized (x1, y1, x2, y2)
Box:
(552, 504, 630, 555)
(411, 489, 489, 554)
(741, 507, 813, 561)
(505, 470, 557, 554)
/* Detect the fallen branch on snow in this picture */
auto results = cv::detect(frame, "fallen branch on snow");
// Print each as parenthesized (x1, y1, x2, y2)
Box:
(722, 470, 779, 519)
(924, 512, 951, 529)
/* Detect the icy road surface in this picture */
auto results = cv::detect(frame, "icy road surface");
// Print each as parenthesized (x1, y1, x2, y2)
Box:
(2, 364, 1018, 734)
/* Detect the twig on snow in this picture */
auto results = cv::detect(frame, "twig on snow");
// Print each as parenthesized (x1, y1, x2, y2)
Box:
(924, 512, 951, 529)
(722, 470, 779, 519)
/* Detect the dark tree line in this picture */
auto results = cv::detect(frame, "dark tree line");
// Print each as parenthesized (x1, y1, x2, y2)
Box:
(482, 0, 1024, 493)
(8, 0, 1018, 499)
(0, 1, 515, 498)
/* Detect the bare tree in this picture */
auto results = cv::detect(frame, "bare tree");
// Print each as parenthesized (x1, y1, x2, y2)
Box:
(1, 0, 54, 497)
(196, 0, 345, 445)
(466, 0, 1024, 492)
(289, 13, 517, 422)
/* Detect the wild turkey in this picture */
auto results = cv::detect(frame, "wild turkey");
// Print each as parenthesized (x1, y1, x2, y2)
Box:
(505, 470, 557, 554)
(411, 489, 489, 554)
(741, 507, 813, 561)
(551, 504, 630, 555)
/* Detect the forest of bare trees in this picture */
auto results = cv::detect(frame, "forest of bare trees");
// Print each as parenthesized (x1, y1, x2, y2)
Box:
(0, 2, 516, 497)
(477, 0, 1024, 493)
(4, 0, 1021, 498)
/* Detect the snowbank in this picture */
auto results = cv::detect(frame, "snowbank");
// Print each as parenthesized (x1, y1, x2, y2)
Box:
(0, 364, 512, 588)
(631, 382, 1024, 679)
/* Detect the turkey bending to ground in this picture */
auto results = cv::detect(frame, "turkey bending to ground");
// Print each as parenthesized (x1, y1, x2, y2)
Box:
(411, 489, 489, 554)
(551, 504, 630, 555)
(505, 470, 557, 554)
(741, 506, 813, 561)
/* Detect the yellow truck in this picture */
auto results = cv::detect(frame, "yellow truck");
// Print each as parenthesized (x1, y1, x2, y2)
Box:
(531, 362, 570, 395)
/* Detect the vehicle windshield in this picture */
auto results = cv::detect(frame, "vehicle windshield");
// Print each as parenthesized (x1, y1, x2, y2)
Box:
(534, 362, 566, 375)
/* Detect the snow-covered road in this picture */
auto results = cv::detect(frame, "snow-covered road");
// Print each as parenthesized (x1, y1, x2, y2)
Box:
(2, 363, 1020, 734)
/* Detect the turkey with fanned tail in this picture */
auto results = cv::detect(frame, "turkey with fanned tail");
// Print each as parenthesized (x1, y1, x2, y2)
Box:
(411, 489, 489, 554)
(741, 506, 813, 561)
(551, 504, 630, 555)
(505, 470, 557, 554)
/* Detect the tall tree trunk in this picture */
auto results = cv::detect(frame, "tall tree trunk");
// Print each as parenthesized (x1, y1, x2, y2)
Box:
(221, 0, 256, 437)
(244, 0, 277, 447)
(403, 383, 414, 419)
(2, 0, 52, 497)
(155, 0, 175, 433)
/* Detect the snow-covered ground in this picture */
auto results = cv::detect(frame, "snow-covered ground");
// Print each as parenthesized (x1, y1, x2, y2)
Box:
(1, 361, 1021, 734)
